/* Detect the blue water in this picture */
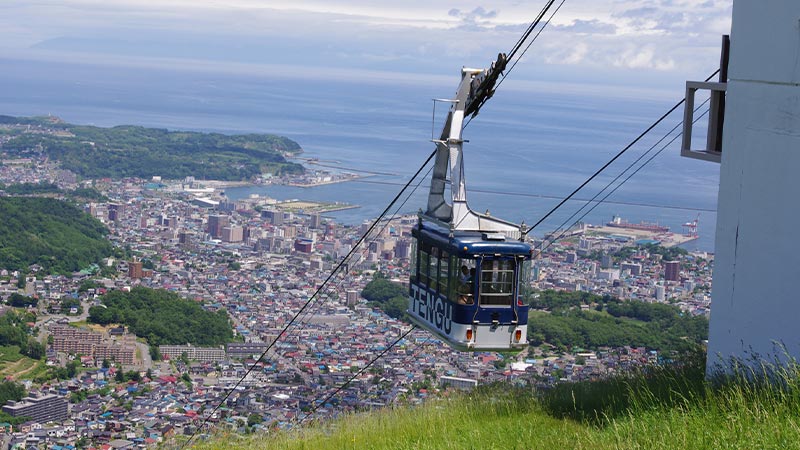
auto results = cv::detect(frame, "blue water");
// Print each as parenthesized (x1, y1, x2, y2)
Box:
(0, 58, 719, 251)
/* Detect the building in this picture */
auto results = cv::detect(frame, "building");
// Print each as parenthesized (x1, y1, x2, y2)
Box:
(439, 376, 478, 391)
(128, 260, 143, 279)
(394, 239, 411, 259)
(345, 290, 359, 307)
(221, 225, 244, 243)
(207, 214, 230, 239)
(262, 210, 283, 225)
(93, 343, 136, 365)
(310, 213, 322, 229)
(620, 262, 642, 276)
(705, 1, 800, 371)
(664, 261, 680, 282)
(226, 342, 270, 360)
(49, 325, 135, 364)
(107, 203, 124, 222)
(159, 345, 226, 362)
(294, 238, 313, 254)
(655, 285, 666, 302)
(2, 393, 68, 423)
(597, 269, 620, 281)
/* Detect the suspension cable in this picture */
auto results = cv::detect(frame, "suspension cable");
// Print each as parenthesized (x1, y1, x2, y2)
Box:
(297, 333, 434, 427)
(181, 149, 436, 448)
(291, 163, 434, 336)
(523, 69, 720, 236)
(507, 0, 556, 61)
(536, 105, 712, 256)
(497, 0, 566, 92)
(348, 179, 716, 213)
(300, 325, 417, 424)
(536, 96, 712, 249)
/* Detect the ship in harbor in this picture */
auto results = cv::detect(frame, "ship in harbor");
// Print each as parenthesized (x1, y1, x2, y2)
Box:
(606, 215, 670, 233)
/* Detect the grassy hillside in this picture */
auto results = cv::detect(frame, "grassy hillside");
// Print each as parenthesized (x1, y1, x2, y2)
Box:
(190, 354, 800, 449)
(0, 115, 304, 180)
(0, 197, 113, 274)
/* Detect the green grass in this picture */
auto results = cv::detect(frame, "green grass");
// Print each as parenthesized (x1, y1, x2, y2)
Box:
(0, 346, 48, 381)
(0, 346, 24, 363)
(189, 353, 800, 449)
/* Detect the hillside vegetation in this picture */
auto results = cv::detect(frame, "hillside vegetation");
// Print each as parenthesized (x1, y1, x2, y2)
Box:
(528, 290, 707, 353)
(0, 115, 304, 180)
(0, 182, 108, 201)
(0, 197, 112, 274)
(360, 273, 408, 321)
(88, 287, 233, 347)
(193, 354, 800, 449)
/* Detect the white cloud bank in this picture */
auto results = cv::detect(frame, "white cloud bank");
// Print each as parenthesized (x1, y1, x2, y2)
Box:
(0, 0, 732, 86)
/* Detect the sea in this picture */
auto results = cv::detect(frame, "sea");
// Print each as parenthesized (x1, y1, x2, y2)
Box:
(0, 58, 720, 251)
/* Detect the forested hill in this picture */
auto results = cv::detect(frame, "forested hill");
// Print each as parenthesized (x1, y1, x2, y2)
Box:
(0, 115, 304, 180)
(0, 197, 113, 274)
(88, 287, 233, 347)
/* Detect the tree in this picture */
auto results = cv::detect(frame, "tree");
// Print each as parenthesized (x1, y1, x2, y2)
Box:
(0, 381, 25, 405)
(149, 345, 161, 361)
(88, 287, 233, 347)
(78, 279, 99, 292)
(21, 338, 45, 360)
(247, 413, 263, 427)
(8, 293, 37, 308)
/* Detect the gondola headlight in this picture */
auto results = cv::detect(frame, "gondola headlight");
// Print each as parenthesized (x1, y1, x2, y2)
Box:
(466, 329, 473, 341)
(514, 329, 522, 342)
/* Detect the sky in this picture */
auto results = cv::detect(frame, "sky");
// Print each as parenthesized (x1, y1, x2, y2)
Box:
(0, 0, 733, 94)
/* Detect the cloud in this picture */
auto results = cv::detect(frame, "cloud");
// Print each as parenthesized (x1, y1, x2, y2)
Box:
(0, 0, 734, 85)
(553, 19, 617, 35)
(447, 6, 500, 31)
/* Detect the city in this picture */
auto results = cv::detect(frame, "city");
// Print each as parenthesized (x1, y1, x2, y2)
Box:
(0, 147, 711, 448)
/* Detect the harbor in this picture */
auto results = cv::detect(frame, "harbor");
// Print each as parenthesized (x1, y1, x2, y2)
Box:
(546, 216, 700, 248)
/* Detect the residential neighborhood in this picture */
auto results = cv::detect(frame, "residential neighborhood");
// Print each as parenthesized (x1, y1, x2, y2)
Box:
(0, 154, 711, 448)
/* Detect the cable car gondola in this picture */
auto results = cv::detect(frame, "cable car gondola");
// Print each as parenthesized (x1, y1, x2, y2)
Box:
(407, 58, 533, 351)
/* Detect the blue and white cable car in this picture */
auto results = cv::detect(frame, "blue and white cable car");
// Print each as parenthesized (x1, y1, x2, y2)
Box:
(407, 56, 533, 351)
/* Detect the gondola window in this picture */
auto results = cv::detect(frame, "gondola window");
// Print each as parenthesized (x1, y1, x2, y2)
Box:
(479, 259, 515, 306)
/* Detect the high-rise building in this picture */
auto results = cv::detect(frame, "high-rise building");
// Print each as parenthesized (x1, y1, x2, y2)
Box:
(178, 231, 191, 245)
(262, 210, 283, 225)
(346, 290, 359, 307)
(207, 214, 229, 238)
(621, 262, 642, 276)
(310, 213, 322, 229)
(221, 225, 244, 243)
(107, 203, 124, 222)
(655, 285, 666, 302)
(664, 261, 680, 282)
(394, 240, 411, 259)
(128, 260, 143, 279)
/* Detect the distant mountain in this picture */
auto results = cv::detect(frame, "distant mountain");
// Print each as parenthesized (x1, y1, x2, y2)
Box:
(0, 115, 304, 181)
(0, 197, 113, 274)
